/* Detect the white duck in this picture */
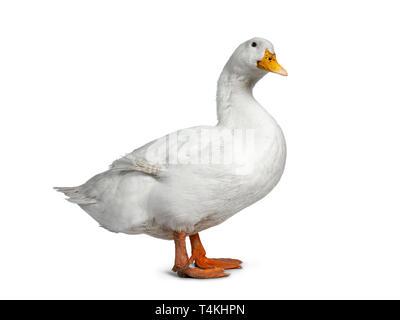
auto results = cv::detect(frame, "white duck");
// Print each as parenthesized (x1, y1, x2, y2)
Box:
(56, 37, 287, 278)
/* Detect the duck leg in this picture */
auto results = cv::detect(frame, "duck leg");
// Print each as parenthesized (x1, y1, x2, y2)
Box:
(172, 231, 228, 279)
(189, 233, 242, 270)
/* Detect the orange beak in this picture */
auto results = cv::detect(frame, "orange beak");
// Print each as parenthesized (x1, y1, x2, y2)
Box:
(257, 49, 288, 76)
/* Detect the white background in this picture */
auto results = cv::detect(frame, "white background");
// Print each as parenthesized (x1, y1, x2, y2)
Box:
(1, 0, 400, 299)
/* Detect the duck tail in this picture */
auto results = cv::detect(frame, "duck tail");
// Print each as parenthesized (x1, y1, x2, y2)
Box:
(54, 186, 97, 205)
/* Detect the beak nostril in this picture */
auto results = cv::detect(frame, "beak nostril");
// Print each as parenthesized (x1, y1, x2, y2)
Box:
(257, 49, 287, 76)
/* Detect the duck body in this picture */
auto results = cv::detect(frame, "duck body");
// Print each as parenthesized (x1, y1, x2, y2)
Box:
(56, 37, 287, 277)
(62, 99, 286, 239)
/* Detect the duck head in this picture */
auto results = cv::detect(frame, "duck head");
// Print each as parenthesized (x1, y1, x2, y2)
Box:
(225, 37, 287, 80)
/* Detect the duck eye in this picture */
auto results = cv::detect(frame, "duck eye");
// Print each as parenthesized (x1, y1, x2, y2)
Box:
(251, 42, 257, 47)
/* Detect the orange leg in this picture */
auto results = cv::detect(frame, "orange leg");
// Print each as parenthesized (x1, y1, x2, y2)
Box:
(189, 233, 242, 270)
(172, 231, 228, 279)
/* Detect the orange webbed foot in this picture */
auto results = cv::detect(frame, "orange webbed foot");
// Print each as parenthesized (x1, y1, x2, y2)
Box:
(189, 233, 243, 270)
(174, 266, 229, 279)
(194, 257, 242, 270)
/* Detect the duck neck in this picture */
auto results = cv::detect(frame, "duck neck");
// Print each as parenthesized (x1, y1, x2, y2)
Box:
(216, 67, 270, 129)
